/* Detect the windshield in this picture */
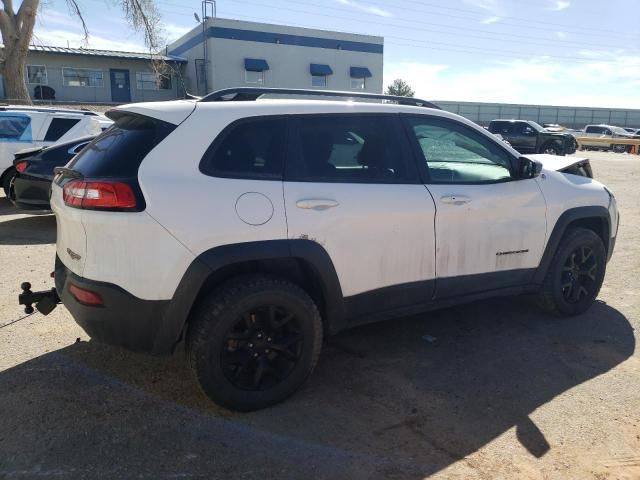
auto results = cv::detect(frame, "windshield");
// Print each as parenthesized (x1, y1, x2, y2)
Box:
(528, 121, 544, 132)
(611, 126, 629, 135)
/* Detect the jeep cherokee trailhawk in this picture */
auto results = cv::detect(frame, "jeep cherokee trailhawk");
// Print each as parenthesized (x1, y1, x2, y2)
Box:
(20, 88, 619, 411)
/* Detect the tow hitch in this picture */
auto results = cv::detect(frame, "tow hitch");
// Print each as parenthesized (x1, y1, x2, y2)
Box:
(18, 282, 60, 315)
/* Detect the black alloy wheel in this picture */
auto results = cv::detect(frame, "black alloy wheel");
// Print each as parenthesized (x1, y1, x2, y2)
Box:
(561, 246, 597, 304)
(188, 275, 323, 411)
(221, 305, 303, 391)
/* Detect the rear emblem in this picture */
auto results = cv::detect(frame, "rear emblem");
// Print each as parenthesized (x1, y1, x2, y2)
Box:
(67, 248, 81, 261)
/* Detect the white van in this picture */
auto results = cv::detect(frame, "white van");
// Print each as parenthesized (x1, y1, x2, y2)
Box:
(0, 106, 110, 196)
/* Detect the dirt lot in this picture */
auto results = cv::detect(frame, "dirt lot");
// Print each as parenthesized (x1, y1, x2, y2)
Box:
(0, 151, 638, 480)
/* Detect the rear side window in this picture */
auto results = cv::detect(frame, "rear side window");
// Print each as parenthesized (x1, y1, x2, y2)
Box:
(200, 118, 286, 179)
(68, 113, 175, 178)
(44, 117, 80, 141)
(0, 113, 31, 141)
(288, 115, 411, 183)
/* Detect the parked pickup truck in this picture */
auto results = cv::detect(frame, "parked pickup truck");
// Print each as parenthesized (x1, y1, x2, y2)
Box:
(488, 119, 577, 156)
(580, 125, 640, 153)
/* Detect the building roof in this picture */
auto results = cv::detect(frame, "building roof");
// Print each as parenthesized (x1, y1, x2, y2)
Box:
(26, 45, 187, 63)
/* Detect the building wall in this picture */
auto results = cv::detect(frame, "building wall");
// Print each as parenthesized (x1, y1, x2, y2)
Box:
(168, 17, 384, 96)
(436, 100, 640, 129)
(15, 52, 184, 103)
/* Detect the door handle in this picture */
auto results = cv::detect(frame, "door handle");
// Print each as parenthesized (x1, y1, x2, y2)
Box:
(440, 195, 471, 206)
(296, 199, 339, 210)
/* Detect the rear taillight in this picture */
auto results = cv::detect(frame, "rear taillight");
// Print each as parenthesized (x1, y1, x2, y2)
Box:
(69, 283, 104, 306)
(15, 160, 29, 173)
(62, 180, 137, 210)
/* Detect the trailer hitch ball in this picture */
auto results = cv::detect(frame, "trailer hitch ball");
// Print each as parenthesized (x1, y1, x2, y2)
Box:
(18, 282, 60, 315)
(20, 282, 35, 314)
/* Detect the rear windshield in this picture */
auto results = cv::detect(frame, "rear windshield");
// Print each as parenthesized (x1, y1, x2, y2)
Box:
(68, 113, 174, 178)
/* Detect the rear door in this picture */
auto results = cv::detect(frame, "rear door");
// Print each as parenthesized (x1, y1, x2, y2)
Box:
(283, 114, 437, 315)
(403, 114, 547, 298)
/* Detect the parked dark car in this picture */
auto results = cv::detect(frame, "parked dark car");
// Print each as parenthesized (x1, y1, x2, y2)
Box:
(488, 119, 577, 156)
(11, 135, 95, 210)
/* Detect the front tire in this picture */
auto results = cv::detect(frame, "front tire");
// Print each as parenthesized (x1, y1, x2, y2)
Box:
(538, 228, 606, 316)
(187, 275, 323, 411)
(541, 143, 562, 155)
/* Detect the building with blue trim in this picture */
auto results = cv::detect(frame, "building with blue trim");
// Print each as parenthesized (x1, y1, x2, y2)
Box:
(167, 17, 384, 95)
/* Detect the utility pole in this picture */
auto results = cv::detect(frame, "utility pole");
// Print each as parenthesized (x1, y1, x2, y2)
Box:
(202, 0, 216, 94)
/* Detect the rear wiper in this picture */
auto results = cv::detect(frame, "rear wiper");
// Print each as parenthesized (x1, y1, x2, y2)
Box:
(53, 167, 83, 180)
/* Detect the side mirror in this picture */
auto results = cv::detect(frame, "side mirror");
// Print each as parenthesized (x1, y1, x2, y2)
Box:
(518, 156, 543, 179)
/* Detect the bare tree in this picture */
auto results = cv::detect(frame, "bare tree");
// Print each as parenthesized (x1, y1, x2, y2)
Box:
(385, 79, 415, 97)
(0, 0, 162, 104)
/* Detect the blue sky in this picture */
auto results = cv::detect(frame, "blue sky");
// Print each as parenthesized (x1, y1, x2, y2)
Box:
(29, 0, 640, 108)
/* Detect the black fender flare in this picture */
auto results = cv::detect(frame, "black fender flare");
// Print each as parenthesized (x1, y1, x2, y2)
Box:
(533, 206, 611, 284)
(154, 239, 345, 353)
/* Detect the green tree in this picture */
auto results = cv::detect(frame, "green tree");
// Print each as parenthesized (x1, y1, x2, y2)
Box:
(0, 0, 162, 103)
(385, 78, 415, 97)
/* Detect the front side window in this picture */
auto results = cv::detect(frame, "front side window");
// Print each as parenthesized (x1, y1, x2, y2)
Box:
(245, 70, 264, 84)
(406, 116, 513, 184)
(136, 72, 171, 90)
(311, 75, 327, 87)
(201, 118, 286, 179)
(26, 65, 48, 84)
(289, 115, 410, 183)
(62, 68, 104, 87)
(351, 77, 365, 90)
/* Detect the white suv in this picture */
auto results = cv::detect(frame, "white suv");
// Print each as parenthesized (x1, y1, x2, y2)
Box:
(24, 88, 619, 411)
(0, 106, 109, 196)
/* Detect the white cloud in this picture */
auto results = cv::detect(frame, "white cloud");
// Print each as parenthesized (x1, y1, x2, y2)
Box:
(336, 0, 392, 17)
(163, 23, 192, 43)
(384, 54, 640, 109)
(552, 1, 571, 11)
(482, 16, 501, 24)
(464, 0, 501, 14)
(556, 31, 566, 38)
(33, 28, 147, 52)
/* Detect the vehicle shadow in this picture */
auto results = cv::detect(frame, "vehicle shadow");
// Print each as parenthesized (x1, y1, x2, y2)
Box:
(0, 299, 634, 479)
(0, 213, 55, 244)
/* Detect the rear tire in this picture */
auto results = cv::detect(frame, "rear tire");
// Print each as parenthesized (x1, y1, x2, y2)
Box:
(187, 275, 323, 411)
(2, 167, 15, 199)
(538, 228, 606, 316)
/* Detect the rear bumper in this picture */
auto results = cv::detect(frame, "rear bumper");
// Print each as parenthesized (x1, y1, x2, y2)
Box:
(13, 175, 52, 210)
(55, 255, 171, 354)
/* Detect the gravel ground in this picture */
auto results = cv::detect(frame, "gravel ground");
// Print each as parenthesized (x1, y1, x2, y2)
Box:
(0, 151, 638, 480)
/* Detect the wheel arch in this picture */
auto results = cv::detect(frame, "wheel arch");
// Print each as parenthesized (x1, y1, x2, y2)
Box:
(154, 239, 345, 353)
(533, 206, 610, 284)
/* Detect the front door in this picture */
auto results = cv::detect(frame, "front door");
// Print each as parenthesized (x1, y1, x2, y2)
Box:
(403, 114, 547, 298)
(110, 69, 131, 103)
(283, 114, 437, 315)
(508, 122, 538, 153)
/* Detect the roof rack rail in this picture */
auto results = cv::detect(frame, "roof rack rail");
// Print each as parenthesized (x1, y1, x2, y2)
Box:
(199, 87, 440, 109)
(0, 105, 99, 116)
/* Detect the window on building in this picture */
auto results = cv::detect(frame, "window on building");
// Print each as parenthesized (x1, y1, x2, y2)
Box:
(309, 64, 332, 88)
(311, 75, 327, 88)
(245, 70, 265, 84)
(44, 118, 81, 142)
(351, 77, 365, 90)
(136, 71, 172, 90)
(62, 68, 104, 87)
(26, 65, 48, 85)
